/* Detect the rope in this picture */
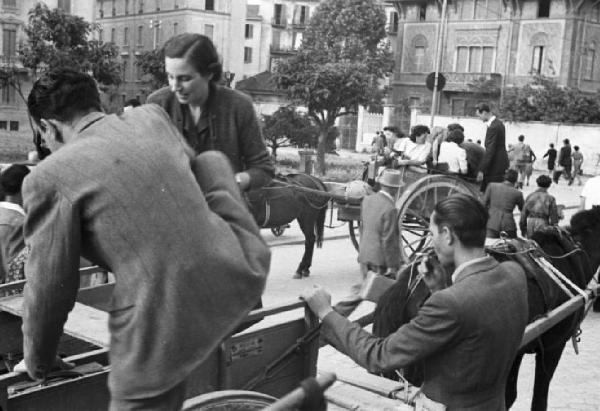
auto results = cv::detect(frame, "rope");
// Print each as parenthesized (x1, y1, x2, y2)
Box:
(536, 256, 590, 305)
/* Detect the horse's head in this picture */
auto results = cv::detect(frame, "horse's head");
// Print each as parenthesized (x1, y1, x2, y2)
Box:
(569, 208, 600, 273)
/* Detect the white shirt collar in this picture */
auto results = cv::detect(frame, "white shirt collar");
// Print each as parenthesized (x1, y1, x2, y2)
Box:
(379, 190, 395, 203)
(451, 255, 489, 283)
(0, 201, 25, 216)
(485, 115, 496, 128)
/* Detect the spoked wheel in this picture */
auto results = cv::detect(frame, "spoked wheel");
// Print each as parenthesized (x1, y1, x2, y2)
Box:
(396, 175, 480, 262)
(349, 220, 361, 251)
(182, 390, 277, 411)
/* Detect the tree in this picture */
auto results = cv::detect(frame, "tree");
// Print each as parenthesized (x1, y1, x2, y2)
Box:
(262, 107, 317, 158)
(20, 3, 121, 85)
(275, 0, 394, 174)
(135, 48, 168, 91)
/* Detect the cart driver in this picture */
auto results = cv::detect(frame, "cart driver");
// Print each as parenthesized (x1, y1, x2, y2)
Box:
(301, 194, 528, 410)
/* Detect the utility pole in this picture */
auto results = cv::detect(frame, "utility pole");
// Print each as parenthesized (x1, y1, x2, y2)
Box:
(149, 17, 161, 50)
(429, 0, 448, 128)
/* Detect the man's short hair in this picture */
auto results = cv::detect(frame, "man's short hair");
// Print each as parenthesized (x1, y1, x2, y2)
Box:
(27, 69, 101, 125)
(563, 138, 570, 145)
(518, 135, 525, 142)
(475, 103, 491, 113)
(0, 165, 30, 196)
(124, 98, 141, 108)
(505, 169, 518, 184)
(574, 145, 579, 151)
(433, 194, 487, 248)
(447, 123, 464, 132)
(536, 174, 552, 188)
(447, 129, 464, 145)
(550, 143, 554, 148)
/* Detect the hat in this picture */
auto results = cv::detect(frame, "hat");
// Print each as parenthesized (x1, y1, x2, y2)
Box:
(376, 169, 404, 188)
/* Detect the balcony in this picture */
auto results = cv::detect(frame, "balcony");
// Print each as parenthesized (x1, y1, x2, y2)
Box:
(443, 72, 501, 93)
(271, 17, 287, 28)
(0, 56, 27, 73)
(291, 21, 307, 29)
(270, 44, 296, 55)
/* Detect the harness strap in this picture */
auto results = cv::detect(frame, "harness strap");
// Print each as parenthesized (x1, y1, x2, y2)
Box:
(534, 256, 589, 306)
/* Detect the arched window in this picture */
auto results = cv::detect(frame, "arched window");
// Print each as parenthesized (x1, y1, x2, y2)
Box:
(530, 32, 549, 74)
(412, 35, 428, 72)
(583, 41, 596, 80)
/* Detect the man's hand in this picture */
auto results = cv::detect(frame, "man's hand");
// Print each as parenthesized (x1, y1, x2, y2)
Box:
(419, 255, 449, 293)
(234, 172, 251, 191)
(13, 356, 75, 378)
(300, 285, 334, 320)
(476, 171, 484, 182)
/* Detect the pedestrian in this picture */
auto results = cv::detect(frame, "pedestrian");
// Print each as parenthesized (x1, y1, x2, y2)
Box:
(523, 147, 536, 187)
(512, 135, 534, 189)
(394, 125, 431, 173)
(553, 139, 572, 185)
(147, 33, 274, 191)
(301, 194, 528, 410)
(543, 143, 557, 172)
(0, 164, 29, 293)
(333, 169, 404, 318)
(482, 169, 524, 238)
(16, 69, 270, 410)
(520, 175, 559, 238)
(476, 103, 509, 191)
(437, 129, 468, 174)
(579, 173, 600, 210)
(572, 145, 584, 186)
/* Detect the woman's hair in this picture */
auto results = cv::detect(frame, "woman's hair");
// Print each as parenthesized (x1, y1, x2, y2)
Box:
(27, 69, 101, 124)
(409, 125, 430, 142)
(447, 129, 464, 145)
(447, 123, 464, 132)
(430, 126, 446, 142)
(536, 175, 552, 188)
(163, 33, 222, 82)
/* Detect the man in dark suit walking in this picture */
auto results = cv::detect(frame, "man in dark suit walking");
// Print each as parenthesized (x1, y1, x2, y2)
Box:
(301, 194, 528, 410)
(18, 69, 270, 410)
(476, 103, 509, 191)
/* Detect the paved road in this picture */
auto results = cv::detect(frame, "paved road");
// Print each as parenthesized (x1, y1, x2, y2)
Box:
(259, 173, 600, 410)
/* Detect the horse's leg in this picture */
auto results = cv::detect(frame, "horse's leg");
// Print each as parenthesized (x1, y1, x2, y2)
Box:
(505, 351, 525, 409)
(531, 343, 566, 411)
(293, 213, 316, 279)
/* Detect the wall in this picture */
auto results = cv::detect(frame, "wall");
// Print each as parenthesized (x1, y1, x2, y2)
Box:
(411, 109, 600, 174)
(355, 107, 384, 152)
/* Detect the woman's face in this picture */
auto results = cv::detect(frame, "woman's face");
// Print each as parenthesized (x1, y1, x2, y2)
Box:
(165, 57, 212, 107)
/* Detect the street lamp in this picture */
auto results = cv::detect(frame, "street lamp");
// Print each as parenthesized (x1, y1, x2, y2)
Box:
(224, 71, 235, 88)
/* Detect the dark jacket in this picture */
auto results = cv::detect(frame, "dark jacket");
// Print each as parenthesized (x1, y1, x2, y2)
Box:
(322, 257, 528, 411)
(479, 118, 509, 181)
(558, 144, 572, 167)
(483, 182, 524, 234)
(147, 85, 274, 190)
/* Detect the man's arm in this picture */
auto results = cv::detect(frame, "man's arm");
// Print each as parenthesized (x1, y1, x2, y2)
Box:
(381, 208, 401, 269)
(549, 197, 559, 225)
(478, 126, 498, 174)
(21, 173, 81, 380)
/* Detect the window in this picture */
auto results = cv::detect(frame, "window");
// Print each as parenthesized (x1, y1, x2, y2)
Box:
(538, 0, 550, 17)
(173, 22, 178, 35)
(455, 46, 495, 72)
(124, 27, 129, 45)
(9, 121, 18, 131)
(583, 43, 596, 80)
(204, 24, 214, 40)
(418, 4, 426, 21)
(137, 26, 143, 45)
(244, 47, 252, 63)
(112, 0, 116, 15)
(245, 24, 253, 39)
(414, 46, 425, 71)
(409, 96, 421, 108)
(125, 0, 129, 14)
(99, 0, 104, 18)
(468, 46, 482, 72)
(293, 5, 308, 24)
(482, 46, 494, 72)
(274, 4, 284, 25)
(58, 0, 71, 13)
(388, 11, 399, 33)
(272, 30, 281, 50)
(2, 0, 16, 6)
(111, 28, 116, 43)
(456, 46, 468, 71)
(474, 0, 486, 19)
(451, 99, 467, 116)
(0, 121, 6, 130)
(205, 0, 214, 11)
(139, 0, 144, 13)
(532, 46, 544, 74)
(293, 32, 303, 49)
(461, 0, 474, 19)
(2, 29, 16, 57)
(174, 0, 179, 9)
(122, 57, 129, 81)
(155, 0, 160, 11)
(1, 85, 15, 104)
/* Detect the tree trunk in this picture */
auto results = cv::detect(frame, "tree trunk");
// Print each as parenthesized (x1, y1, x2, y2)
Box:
(316, 126, 328, 175)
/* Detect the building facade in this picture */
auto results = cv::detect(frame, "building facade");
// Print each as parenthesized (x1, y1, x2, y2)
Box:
(387, 0, 600, 121)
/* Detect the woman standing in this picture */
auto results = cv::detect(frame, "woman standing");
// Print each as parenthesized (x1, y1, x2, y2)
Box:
(147, 33, 274, 191)
(572, 145, 584, 186)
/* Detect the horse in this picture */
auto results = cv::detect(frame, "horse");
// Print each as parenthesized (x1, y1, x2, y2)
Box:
(246, 173, 328, 279)
(372, 208, 600, 411)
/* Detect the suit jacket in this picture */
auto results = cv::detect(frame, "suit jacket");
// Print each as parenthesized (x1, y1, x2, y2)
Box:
(358, 192, 400, 269)
(479, 118, 509, 180)
(322, 257, 528, 411)
(0, 203, 25, 283)
(558, 145, 572, 167)
(21, 105, 270, 399)
(483, 182, 524, 233)
(147, 84, 274, 190)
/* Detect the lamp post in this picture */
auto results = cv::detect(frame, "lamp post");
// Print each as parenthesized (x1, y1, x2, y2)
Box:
(224, 71, 235, 88)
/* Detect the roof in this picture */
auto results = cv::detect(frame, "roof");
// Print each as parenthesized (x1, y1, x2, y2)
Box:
(236, 71, 285, 95)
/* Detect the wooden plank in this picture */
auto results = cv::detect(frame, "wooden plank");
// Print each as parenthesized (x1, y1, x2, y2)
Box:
(0, 295, 110, 348)
(325, 380, 412, 410)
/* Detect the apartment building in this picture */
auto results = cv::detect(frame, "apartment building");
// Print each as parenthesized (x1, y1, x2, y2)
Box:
(387, 0, 600, 120)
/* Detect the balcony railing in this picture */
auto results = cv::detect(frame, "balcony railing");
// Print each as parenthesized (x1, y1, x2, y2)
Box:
(443, 72, 501, 92)
(271, 17, 287, 28)
(270, 44, 296, 54)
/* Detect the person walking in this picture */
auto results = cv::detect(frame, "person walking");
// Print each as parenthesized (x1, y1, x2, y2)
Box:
(572, 145, 584, 186)
(476, 103, 509, 191)
(520, 175, 559, 238)
(543, 143, 557, 173)
(147, 33, 274, 191)
(333, 169, 404, 318)
(482, 169, 524, 238)
(301, 194, 528, 410)
(553, 139, 572, 185)
(512, 135, 534, 189)
(16, 69, 270, 410)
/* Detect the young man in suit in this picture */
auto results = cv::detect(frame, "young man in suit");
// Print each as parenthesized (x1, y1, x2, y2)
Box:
(17, 69, 270, 410)
(301, 194, 528, 410)
(482, 169, 524, 239)
(476, 103, 509, 192)
(333, 169, 404, 318)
